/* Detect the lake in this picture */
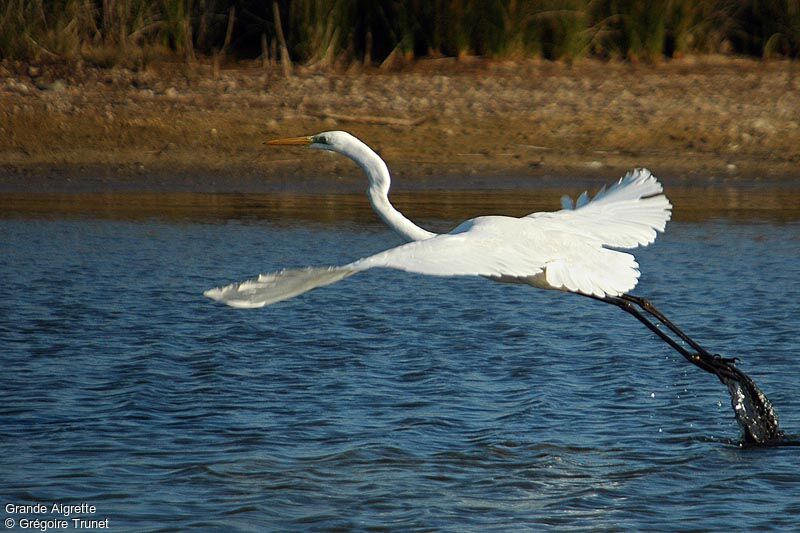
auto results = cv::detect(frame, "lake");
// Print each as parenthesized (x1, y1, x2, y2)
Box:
(1, 185, 799, 531)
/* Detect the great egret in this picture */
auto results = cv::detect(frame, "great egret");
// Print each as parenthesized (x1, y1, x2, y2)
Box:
(205, 130, 782, 444)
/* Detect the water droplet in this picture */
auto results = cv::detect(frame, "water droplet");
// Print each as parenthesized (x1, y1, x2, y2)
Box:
(650, 392, 655, 398)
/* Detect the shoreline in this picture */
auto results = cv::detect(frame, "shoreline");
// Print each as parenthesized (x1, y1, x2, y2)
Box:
(1, 57, 799, 194)
(3, 182, 800, 223)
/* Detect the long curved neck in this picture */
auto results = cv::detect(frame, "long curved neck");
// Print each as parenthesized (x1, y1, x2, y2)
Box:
(338, 140, 435, 242)
(367, 184, 435, 242)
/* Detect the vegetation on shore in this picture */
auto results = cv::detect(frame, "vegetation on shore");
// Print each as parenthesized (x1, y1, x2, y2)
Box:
(1, 0, 799, 67)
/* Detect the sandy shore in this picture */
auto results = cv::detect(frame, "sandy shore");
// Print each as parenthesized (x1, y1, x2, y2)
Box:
(1, 57, 799, 193)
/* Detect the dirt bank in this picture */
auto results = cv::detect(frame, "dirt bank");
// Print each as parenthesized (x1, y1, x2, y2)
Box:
(1, 57, 798, 193)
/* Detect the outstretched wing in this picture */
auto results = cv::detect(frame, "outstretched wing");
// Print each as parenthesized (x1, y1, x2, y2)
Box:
(528, 168, 672, 249)
(205, 213, 641, 308)
(205, 169, 671, 308)
(204, 217, 550, 308)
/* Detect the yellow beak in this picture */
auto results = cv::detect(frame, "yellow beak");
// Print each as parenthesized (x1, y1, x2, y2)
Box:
(264, 136, 313, 146)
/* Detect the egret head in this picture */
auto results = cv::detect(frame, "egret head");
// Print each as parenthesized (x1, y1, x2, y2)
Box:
(265, 131, 358, 153)
(265, 130, 390, 194)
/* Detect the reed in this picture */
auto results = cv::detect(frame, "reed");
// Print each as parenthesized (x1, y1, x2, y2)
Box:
(0, 0, 798, 64)
(734, 0, 800, 57)
(0, 0, 95, 61)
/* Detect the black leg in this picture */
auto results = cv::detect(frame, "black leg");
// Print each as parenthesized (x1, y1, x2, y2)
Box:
(585, 293, 784, 444)
(585, 294, 735, 379)
(620, 294, 731, 361)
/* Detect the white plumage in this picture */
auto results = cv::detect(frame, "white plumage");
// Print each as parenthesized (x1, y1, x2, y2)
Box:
(204, 131, 672, 309)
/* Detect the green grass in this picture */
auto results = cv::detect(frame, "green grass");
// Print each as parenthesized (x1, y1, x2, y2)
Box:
(1, 0, 798, 65)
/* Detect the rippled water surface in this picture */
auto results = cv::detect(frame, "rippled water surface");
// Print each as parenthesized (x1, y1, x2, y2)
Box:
(2, 192, 800, 531)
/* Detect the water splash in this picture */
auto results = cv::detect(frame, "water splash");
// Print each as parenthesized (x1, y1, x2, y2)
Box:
(719, 369, 783, 445)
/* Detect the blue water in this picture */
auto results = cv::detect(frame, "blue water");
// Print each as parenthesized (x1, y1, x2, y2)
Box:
(1, 210, 799, 531)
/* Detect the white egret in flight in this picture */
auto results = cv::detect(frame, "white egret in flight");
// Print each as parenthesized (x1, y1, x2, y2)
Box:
(206, 131, 671, 306)
(205, 131, 782, 445)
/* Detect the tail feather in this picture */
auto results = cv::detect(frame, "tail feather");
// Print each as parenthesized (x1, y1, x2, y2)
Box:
(204, 266, 356, 308)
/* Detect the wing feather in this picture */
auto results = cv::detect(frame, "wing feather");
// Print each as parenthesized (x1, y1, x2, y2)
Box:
(349, 216, 642, 297)
(528, 168, 672, 249)
(204, 267, 356, 308)
(348, 219, 546, 278)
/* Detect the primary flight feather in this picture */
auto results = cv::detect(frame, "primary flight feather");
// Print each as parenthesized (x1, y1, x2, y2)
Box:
(204, 131, 671, 309)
